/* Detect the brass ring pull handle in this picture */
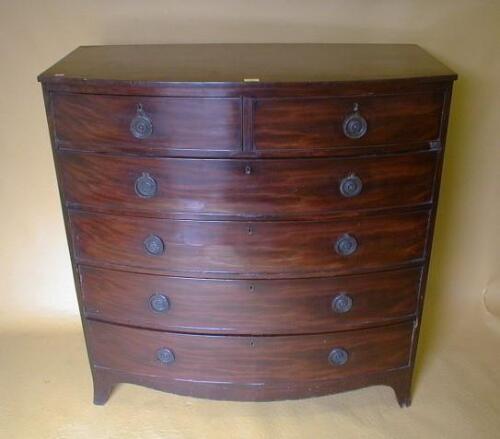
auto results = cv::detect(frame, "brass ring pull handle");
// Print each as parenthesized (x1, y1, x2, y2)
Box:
(130, 103, 153, 139)
(335, 234, 358, 256)
(329, 348, 349, 366)
(149, 294, 170, 313)
(156, 348, 175, 365)
(342, 103, 367, 139)
(332, 294, 353, 313)
(144, 234, 165, 256)
(340, 174, 363, 197)
(135, 172, 158, 198)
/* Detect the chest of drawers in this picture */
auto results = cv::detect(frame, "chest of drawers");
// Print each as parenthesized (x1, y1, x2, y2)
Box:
(38, 44, 456, 407)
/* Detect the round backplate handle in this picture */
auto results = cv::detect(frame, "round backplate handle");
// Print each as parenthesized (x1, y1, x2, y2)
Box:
(328, 348, 349, 366)
(156, 347, 175, 365)
(144, 234, 165, 256)
(149, 293, 170, 313)
(135, 172, 158, 198)
(335, 234, 358, 256)
(332, 294, 353, 313)
(340, 174, 363, 198)
(342, 103, 368, 139)
(130, 103, 153, 139)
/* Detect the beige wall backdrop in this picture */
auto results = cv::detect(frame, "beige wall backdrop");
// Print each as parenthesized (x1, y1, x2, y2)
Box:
(1, 2, 500, 438)
(0, 0, 499, 333)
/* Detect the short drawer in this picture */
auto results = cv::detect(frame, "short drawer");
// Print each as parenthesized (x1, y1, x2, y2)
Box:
(253, 92, 444, 151)
(70, 210, 429, 277)
(52, 94, 242, 153)
(81, 266, 421, 334)
(59, 151, 437, 218)
(88, 320, 413, 384)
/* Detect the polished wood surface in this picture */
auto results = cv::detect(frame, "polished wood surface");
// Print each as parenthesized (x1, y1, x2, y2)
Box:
(92, 365, 413, 405)
(88, 319, 413, 385)
(39, 44, 456, 406)
(70, 210, 429, 277)
(253, 93, 443, 150)
(81, 266, 421, 334)
(60, 151, 438, 218)
(53, 94, 242, 152)
(38, 44, 456, 84)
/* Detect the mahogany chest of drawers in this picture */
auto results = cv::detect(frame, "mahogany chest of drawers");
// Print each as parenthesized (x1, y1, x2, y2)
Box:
(38, 44, 456, 407)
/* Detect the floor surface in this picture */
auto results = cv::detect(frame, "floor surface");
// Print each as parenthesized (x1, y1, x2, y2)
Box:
(1, 302, 499, 439)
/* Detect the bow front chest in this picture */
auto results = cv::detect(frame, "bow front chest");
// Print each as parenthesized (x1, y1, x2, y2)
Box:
(38, 44, 456, 406)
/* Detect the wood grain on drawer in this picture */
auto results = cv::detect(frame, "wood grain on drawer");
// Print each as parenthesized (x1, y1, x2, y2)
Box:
(60, 151, 437, 218)
(70, 210, 429, 278)
(52, 93, 242, 152)
(88, 320, 413, 383)
(253, 93, 444, 151)
(81, 266, 421, 334)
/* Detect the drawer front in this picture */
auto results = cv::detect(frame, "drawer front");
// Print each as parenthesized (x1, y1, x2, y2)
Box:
(70, 211, 429, 277)
(253, 93, 443, 151)
(81, 266, 421, 334)
(88, 320, 413, 383)
(60, 151, 437, 218)
(52, 94, 242, 152)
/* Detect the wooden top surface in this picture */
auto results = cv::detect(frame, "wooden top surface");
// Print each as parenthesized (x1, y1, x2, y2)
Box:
(38, 44, 456, 85)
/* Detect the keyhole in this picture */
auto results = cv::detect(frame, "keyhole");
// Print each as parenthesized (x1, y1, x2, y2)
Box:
(248, 225, 253, 235)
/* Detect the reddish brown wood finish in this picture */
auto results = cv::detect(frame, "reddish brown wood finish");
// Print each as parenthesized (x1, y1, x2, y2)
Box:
(88, 319, 413, 388)
(92, 364, 413, 406)
(70, 210, 429, 277)
(60, 151, 437, 219)
(53, 93, 242, 153)
(38, 44, 456, 85)
(253, 93, 444, 151)
(81, 266, 421, 334)
(39, 44, 457, 407)
(43, 79, 452, 101)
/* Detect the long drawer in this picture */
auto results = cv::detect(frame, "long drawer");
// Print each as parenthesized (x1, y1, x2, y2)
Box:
(88, 320, 413, 384)
(52, 94, 242, 153)
(253, 92, 444, 151)
(59, 151, 438, 218)
(81, 266, 421, 334)
(70, 210, 429, 277)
